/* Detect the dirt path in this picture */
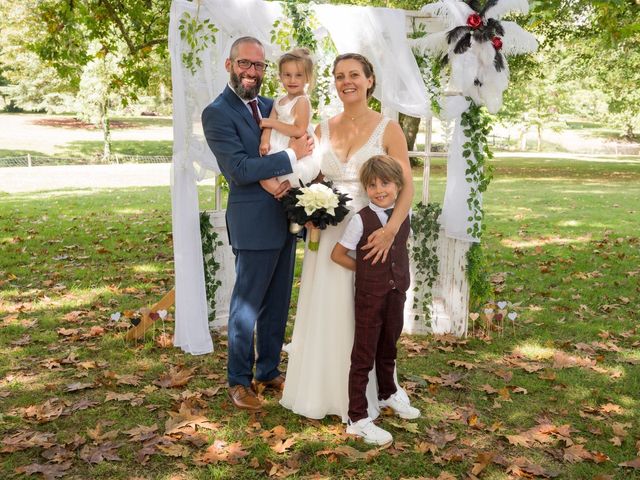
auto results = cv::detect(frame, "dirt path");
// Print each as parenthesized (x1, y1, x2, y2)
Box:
(0, 164, 173, 194)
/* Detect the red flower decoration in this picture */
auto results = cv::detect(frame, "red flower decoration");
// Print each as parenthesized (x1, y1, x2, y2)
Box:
(467, 13, 483, 29)
(492, 36, 503, 50)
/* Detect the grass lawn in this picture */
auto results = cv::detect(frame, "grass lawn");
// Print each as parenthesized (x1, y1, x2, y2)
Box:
(59, 140, 173, 158)
(0, 156, 639, 479)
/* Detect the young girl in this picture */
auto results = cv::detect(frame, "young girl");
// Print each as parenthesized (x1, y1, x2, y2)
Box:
(260, 48, 319, 192)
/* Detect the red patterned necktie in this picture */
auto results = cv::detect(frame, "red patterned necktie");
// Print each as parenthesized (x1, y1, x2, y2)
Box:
(248, 99, 261, 126)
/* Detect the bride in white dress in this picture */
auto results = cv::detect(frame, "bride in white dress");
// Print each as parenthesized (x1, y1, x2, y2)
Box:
(280, 54, 414, 422)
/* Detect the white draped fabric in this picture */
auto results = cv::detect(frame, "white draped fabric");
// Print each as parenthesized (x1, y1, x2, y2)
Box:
(169, 0, 449, 354)
(313, 4, 430, 119)
(440, 96, 476, 242)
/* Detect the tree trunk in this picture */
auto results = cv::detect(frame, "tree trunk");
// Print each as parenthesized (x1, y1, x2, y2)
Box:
(625, 123, 634, 141)
(398, 113, 421, 166)
(536, 124, 542, 152)
(101, 102, 112, 162)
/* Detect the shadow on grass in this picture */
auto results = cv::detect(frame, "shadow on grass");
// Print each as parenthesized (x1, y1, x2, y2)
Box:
(0, 148, 49, 158)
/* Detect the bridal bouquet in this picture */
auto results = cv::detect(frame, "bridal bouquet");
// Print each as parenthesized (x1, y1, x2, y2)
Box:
(282, 181, 351, 251)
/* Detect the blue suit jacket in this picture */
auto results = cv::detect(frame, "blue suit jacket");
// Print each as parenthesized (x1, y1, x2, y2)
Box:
(202, 86, 294, 250)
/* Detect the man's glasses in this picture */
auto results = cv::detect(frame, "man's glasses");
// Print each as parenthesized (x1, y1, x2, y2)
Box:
(235, 59, 268, 72)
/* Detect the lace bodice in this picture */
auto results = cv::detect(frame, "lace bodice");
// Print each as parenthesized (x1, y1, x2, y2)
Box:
(319, 117, 391, 212)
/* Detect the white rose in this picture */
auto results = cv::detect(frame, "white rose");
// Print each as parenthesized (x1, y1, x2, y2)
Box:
(297, 184, 339, 216)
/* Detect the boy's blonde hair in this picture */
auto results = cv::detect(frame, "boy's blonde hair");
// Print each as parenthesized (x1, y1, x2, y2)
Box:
(359, 155, 404, 190)
(278, 47, 315, 92)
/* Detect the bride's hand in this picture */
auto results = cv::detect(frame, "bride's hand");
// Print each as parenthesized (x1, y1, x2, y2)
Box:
(362, 227, 395, 265)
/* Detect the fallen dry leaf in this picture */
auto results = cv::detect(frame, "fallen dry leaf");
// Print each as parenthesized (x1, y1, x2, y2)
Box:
(165, 402, 219, 435)
(123, 424, 159, 442)
(79, 441, 123, 463)
(1, 430, 56, 453)
(270, 437, 295, 454)
(154, 366, 197, 388)
(563, 444, 593, 463)
(317, 445, 382, 462)
(15, 461, 72, 479)
(471, 451, 496, 475)
(65, 382, 94, 393)
(194, 440, 249, 465)
(619, 457, 640, 469)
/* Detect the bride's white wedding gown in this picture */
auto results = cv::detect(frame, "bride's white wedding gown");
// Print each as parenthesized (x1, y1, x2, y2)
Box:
(280, 117, 406, 422)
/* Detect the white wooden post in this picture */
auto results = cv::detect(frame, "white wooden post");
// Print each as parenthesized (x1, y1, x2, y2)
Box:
(207, 209, 235, 330)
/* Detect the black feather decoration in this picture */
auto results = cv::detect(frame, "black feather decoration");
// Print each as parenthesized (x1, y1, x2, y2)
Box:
(440, 54, 449, 68)
(473, 28, 493, 43)
(474, 78, 483, 87)
(454, 33, 472, 54)
(480, 0, 499, 16)
(466, 0, 482, 12)
(494, 51, 505, 72)
(447, 25, 471, 45)
(486, 18, 505, 36)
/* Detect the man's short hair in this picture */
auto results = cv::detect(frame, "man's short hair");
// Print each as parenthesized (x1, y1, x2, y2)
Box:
(229, 36, 264, 60)
(359, 155, 404, 190)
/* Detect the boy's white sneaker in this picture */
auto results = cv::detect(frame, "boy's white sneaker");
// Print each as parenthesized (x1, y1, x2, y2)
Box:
(346, 417, 393, 446)
(379, 392, 421, 420)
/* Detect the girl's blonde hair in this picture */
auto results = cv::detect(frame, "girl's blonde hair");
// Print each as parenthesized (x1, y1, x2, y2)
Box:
(278, 47, 315, 92)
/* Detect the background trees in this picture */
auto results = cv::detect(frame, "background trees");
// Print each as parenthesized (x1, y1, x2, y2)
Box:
(0, 0, 638, 150)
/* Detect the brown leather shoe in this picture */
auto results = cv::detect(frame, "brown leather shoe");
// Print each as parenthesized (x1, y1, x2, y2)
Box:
(228, 385, 262, 411)
(253, 373, 285, 393)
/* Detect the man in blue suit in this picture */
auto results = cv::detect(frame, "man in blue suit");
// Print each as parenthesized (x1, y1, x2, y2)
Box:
(202, 36, 312, 410)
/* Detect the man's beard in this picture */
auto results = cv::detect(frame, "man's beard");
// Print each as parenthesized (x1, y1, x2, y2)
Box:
(230, 71, 262, 100)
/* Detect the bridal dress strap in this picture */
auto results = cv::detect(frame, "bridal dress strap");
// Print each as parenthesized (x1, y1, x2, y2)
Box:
(373, 117, 391, 149)
(320, 120, 330, 145)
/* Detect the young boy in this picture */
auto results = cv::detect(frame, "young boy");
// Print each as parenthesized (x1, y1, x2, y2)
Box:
(331, 154, 420, 446)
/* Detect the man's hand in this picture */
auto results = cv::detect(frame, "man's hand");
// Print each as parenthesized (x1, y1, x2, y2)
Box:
(259, 142, 270, 156)
(289, 134, 314, 160)
(273, 180, 291, 199)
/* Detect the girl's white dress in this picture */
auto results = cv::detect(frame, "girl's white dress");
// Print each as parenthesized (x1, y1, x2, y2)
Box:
(269, 94, 319, 186)
(281, 116, 407, 422)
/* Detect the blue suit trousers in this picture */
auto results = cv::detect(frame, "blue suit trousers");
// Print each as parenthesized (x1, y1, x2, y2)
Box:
(227, 234, 296, 387)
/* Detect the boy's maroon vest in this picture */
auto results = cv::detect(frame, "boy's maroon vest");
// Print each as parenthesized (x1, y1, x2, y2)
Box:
(355, 206, 410, 295)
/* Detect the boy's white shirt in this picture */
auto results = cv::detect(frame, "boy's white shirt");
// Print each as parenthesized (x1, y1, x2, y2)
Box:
(339, 202, 398, 251)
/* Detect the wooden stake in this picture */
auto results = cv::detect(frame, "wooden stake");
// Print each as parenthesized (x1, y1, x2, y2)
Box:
(125, 288, 175, 341)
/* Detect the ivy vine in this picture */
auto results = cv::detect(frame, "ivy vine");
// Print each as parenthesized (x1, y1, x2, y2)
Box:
(461, 100, 494, 240)
(199, 211, 223, 321)
(179, 9, 218, 76)
(410, 202, 442, 322)
(466, 242, 493, 311)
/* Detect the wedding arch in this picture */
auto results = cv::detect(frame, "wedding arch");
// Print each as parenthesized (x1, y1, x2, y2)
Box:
(165, 0, 537, 355)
